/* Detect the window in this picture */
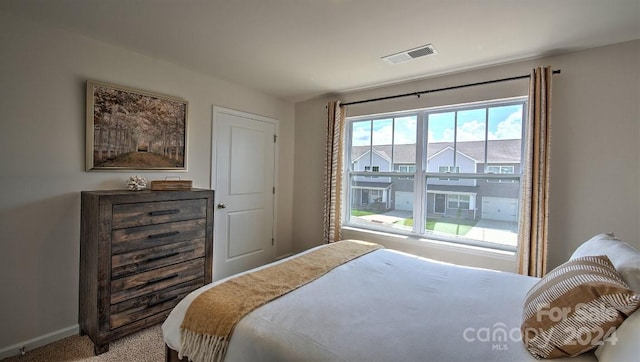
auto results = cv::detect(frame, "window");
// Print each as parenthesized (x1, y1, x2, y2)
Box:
(486, 165, 515, 183)
(447, 194, 470, 209)
(344, 97, 526, 251)
(439, 166, 459, 173)
(398, 165, 416, 172)
(438, 166, 460, 181)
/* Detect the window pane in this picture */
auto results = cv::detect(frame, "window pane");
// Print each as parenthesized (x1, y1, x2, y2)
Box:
(457, 108, 486, 142)
(351, 118, 395, 173)
(393, 115, 417, 169)
(372, 119, 393, 145)
(457, 108, 486, 172)
(372, 119, 393, 173)
(487, 105, 523, 174)
(425, 175, 520, 248)
(351, 120, 372, 170)
(427, 112, 455, 171)
(349, 175, 414, 233)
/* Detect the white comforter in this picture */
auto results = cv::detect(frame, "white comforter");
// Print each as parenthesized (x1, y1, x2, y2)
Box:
(163, 245, 597, 362)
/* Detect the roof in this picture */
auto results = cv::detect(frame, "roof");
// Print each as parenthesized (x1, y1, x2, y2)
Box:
(350, 139, 521, 164)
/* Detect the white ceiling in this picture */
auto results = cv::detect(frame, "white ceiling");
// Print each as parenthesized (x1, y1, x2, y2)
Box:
(1, 0, 639, 102)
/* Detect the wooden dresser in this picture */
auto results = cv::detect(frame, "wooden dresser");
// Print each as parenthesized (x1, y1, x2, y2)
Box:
(79, 189, 214, 354)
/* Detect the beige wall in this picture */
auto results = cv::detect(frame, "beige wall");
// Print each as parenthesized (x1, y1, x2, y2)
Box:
(1, 7, 639, 357)
(0, 11, 295, 355)
(293, 40, 640, 271)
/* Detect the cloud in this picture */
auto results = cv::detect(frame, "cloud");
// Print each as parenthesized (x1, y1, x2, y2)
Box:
(352, 117, 416, 146)
(394, 117, 417, 144)
(428, 110, 523, 142)
(352, 124, 371, 146)
(489, 111, 522, 140)
(456, 120, 486, 141)
(352, 111, 520, 146)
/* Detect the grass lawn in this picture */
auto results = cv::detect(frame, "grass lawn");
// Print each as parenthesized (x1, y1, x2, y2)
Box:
(351, 209, 376, 217)
(400, 218, 476, 236)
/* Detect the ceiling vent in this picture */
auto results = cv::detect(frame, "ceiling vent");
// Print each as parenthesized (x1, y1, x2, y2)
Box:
(382, 44, 438, 65)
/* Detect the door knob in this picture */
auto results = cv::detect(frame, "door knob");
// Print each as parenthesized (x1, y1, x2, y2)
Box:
(217, 203, 227, 209)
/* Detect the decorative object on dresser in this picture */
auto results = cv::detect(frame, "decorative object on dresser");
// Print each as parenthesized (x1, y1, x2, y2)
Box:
(79, 189, 214, 355)
(126, 175, 148, 191)
(150, 177, 193, 191)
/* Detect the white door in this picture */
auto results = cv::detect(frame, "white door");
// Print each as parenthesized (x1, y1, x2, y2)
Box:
(213, 107, 277, 280)
(481, 197, 518, 222)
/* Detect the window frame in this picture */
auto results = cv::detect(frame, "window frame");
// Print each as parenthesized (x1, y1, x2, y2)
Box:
(343, 97, 527, 252)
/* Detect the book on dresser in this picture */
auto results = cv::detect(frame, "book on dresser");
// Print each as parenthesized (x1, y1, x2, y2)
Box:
(79, 189, 214, 355)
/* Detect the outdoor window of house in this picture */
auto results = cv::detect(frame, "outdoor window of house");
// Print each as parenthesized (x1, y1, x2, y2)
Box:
(447, 194, 470, 209)
(438, 166, 460, 181)
(486, 165, 515, 182)
(344, 97, 526, 251)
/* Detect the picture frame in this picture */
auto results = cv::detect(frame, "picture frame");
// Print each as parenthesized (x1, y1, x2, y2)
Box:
(86, 80, 188, 171)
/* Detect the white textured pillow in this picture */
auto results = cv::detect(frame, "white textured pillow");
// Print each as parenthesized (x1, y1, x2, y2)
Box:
(595, 309, 640, 362)
(570, 233, 640, 292)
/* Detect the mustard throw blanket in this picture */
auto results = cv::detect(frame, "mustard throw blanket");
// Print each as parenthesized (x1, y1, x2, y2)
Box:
(179, 240, 383, 362)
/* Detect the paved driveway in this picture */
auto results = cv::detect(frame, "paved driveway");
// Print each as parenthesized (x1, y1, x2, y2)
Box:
(466, 219, 517, 247)
(356, 211, 517, 247)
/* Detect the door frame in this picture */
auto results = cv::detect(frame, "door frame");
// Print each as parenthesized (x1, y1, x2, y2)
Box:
(211, 106, 279, 269)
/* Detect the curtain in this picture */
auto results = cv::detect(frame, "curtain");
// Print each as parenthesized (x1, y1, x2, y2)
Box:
(323, 101, 346, 243)
(518, 66, 553, 277)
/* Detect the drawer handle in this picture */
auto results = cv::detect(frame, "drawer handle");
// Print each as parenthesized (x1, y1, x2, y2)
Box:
(146, 252, 180, 263)
(148, 231, 180, 239)
(149, 209, 180, 216)
(148, 295, 178, 308)
(146, 274, 179, 285)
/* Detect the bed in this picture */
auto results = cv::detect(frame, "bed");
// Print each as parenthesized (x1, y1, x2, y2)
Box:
(162, 233, 640, 362)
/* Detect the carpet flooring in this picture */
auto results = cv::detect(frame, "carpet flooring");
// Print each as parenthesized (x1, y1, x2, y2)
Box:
(2, 325, 164, 362)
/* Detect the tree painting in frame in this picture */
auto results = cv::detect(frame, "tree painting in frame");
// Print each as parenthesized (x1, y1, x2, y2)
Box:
(86, 80, 188, 171)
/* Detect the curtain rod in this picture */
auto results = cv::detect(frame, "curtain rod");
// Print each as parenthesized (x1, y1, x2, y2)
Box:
(341, 69, 561, 106)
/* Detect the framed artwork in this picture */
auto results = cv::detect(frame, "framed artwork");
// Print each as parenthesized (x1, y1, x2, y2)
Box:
(86, 80, 188, 171)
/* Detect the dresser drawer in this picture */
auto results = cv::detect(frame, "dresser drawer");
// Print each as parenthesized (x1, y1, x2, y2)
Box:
(112, 199, 207, 229)
(112, 239, 206, 279)
(109, 278, 203, 330)
(111, 219, 206, 254)
(110, 258, 204, 305)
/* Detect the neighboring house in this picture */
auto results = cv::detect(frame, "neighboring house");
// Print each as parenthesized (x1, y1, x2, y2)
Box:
(351, 148, 393, 210)
(350, 139, 521, 222)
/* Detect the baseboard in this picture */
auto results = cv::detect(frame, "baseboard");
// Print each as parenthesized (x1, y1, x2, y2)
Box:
(276, 253, 294, 260)
(0, 324, 79, 360)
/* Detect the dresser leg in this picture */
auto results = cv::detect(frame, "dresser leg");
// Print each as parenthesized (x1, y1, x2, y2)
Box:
(94, 343, 109, 355)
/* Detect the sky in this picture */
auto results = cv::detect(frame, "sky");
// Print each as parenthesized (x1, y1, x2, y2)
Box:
(351, 104, 524, 146)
